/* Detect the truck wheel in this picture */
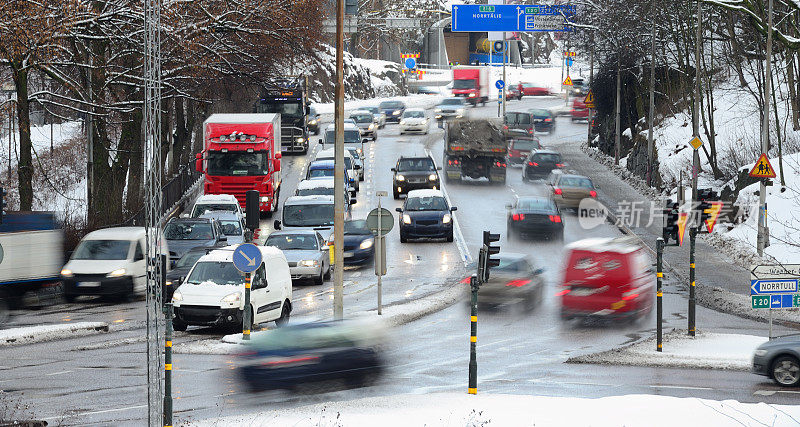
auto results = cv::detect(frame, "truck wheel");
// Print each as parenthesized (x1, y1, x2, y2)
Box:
(172, 319, 187, 332)
(324, 265, 331, 280)
(393, 190, 400, 200)
(275, 302, 291, 327)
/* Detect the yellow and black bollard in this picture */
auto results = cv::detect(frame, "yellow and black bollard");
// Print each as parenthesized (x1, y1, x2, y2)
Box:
(688, 227, 696, 336)
(656, 238, 664, 352)
(243, 273, 251, 340)
(468, 275, 479, 395)
(164, 302, 174, 427)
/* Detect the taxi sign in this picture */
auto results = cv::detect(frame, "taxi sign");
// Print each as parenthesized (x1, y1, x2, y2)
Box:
(583, 90, 595, 108)
(688, 136, 703, 150)
(562, 76, 573, 86)
(748, 153, 776, 178)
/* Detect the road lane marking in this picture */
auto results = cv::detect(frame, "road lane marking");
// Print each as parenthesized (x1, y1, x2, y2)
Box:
(427, 148, 472, 265)
(649, 385, 713, 390)
(42, 404, 149, 421)
(45, 370, 73, 376)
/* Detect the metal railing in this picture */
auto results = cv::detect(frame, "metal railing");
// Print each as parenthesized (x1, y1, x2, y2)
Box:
(123, 163, 202, 226)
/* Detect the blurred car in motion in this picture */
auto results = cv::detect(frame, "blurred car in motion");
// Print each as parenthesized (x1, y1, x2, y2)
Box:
(361, 106, 387, 128)
(505, 85, 522, 100)
(275, 195, 342, 241)
(506, 196, 563, 241)
(199, 211, 247, 245)
(752, 335, 800, 386)
(518, 82, 550, 96)
(571, 97, 590, 122)
(548, 173, 598, 210)
(349, 110, 378, 141)
(295, 178, 356, 206)
(165, 246, 207, 300)
(559, 237, 654, 323)
(471, 253, 545, 312)
(164, 217, 227, 263)
(343, 220, 375, 266)
(506, 131, 542, 167)
(399, 108, 430, 135)
(504, 111, 534, 135)
(265, 230, 330, 285)
(379, 100, 407, 123)
(530, 108, 556, 134)
(434, 97, 467, 121)
(189, 194, 244, 220)
(396, 189, 456, 242)
(236, 319, 385, 392)
(307, 105, 321, 135)
(346, 146, 365, 178)
(522, 149, 565, 181)
(570, 77, 586, 97)
(61, 227, 169, 302)
(392, 155, 441, 199)
(171, 246, 292, 332)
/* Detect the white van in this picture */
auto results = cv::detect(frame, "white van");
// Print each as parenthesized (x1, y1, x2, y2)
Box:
(61, 227, 169, 302)
(171, 246, 292, 331)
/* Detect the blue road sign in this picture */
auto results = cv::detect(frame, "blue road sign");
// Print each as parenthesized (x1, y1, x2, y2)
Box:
(404, 57, 417, 69)
(495, 79, 505, 89)
(451, 4, 576, 33)
(771, 293, 795, 309)
(750, 278, 798, 295)
(565, 57, 574, 67)
(233, 243, 262, 273)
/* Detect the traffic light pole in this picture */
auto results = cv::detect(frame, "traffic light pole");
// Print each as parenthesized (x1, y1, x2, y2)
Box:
(688, 227, 696, 337)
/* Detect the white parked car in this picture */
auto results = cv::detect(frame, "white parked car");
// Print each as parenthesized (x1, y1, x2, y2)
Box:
(399, 108, 430, 135)
(171, 246, 292, 331)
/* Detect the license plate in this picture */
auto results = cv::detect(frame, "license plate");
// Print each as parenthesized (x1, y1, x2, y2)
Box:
(343, 251, 354, 258)
(570, 287, 601, 296)
(78, 281, 100, 287)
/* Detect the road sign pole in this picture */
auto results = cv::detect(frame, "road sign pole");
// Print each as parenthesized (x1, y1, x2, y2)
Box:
(377, 194, 383, 315)
(615, 57, 621, 165)
(243, 273, 251, 340)
(656, 238, 664, 352)
(688, 227, 696, 337)
(587, 33, 594, 146)
(333, 0, 346, 320)
(647, 2, 656, 188)
(759, 0, 774, 257)
(502, 30, 507, 119)
(468, 274, 479, 395)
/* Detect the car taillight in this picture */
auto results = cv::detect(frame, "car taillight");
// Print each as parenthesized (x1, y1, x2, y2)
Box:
(460, 276, 471, 284)
(495, 161, 507, 168)
(253, 228, 260, 239)
(528, 129, 535, 134)
(556, 163, 564, 168)
(590, 190, 597, 198)
(506, 279, 531, 287)
(503, 125, 509, 130)
(555, 289, 570, 296)
(554, 188, 562, 195)
(261, 356, 320, 367)
(545, 118, 552, 122)
(448, 159, 461, 166)
(512, 213, 525, 221)
(528, 161, 538, 166)
(622, 289, 640, 300)
(549, 215, 562, 223)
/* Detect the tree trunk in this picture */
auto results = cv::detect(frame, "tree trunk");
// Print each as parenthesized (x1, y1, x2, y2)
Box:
(788, 51, 799, 131)
(125, 108, 143, 216)
(11, 64, 33, 211)
(172, 97, 186, 174)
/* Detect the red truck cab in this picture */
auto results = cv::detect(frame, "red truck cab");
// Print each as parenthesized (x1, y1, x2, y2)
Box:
(452, 66, 489, 106)
(197, 113, 282, 216)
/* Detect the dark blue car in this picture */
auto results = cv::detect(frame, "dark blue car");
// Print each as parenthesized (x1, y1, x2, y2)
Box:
(396, 189, 456, 243)
(343, 220, 375, 266)
(378, 100, 406, 123)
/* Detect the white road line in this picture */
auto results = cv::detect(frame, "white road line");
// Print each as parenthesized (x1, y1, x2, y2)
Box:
(42, 404, 149, 421)
(649, 385, 713, 390)
(427, 148, 472, 265)
(45, 370, 73, 376)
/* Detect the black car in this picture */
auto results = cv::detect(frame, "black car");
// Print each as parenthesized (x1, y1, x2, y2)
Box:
(165, 246, 207, 300)
(522, 149, 565, 181)
(396, 189, 456, 242)
(473, 253, 545, 312)
(307, 105, 320, 135)
(379, 100, 406, 123)
(343, 220, 375, 266)
(506, 196, 563, 240)
(392, 156, 441, 199)
(504, 111, 535, 135)
(530, 108, 556, 134)
(163, 217, 227, 263)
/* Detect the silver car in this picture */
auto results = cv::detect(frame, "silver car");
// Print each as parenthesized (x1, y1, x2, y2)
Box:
(362, 106, 387, 128)
(264, 230, 330, 285)
(199, 211, 247, 245)
(752, 334, 800, 386)
(349, 110, 378, 141)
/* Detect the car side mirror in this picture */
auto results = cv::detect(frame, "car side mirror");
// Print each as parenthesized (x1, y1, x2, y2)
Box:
(437, 166, 442, 170)
(170, 260, 176, 268)
(350, 197, 357, 205)
(194, 153, 203, 173)
(391, 168, 396, 172)
(534, 268, 545, 275)
(219, 235, 228, 242)
(450, 207, 457, 212)
(275, 152, 282, 160)
(395, 208, 403, 213)
(273, 220, 282, 230)
(181, 213, 189, 218)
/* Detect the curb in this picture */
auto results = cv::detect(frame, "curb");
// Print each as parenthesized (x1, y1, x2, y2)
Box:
(0, 322, 109, 346)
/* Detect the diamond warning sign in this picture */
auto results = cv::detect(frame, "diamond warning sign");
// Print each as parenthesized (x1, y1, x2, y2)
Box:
(748, 153, 776, 178)
(583, 90, 594, 108)
(562, 76, 573, 86)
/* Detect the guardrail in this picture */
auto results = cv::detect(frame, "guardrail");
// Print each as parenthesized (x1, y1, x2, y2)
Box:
(123, 163, 202, 226)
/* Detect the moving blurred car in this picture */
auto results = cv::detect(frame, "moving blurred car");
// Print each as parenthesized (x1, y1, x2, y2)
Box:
(307, 105, 321, 135)
(236, 319, 385, 392)
(190, 194, 244, 220)
(265, 230, 330, 285)
(530, 108, 556, 134)
(343, 220, 375, 266)
(392, 155, 441, 199)
(165, 246, 207, 300)
(361, 106, 387, 128)
(571, 98, 589, 122)
(506, 196, 563, 240)
(522, 149, 565, 181)
(397, 189, 456, 242)
(752, 335, 800, 386)
(199, 211, 247, 245)
(505, 85, 522, 100)
(505, 111, 534, 135)
(379, 100, 407, 123)
(172, 246, 292, 332)
(559, 237, 654, 322)
(570, 77, 587, 97)
(518, 82, 550, 96)
(399, 108, 430, 135)
(549, 173, 598, 209)
(349, 110, 378, 141)
(346, 146, 365, 178)
(472, 253, 545, 311)
(434, 97, 467, 120)
(506, 132, 542, 166)
(164, 217, 227, 263)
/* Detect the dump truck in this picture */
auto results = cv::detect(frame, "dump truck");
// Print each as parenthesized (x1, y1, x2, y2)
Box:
(443, 119, 507, 184)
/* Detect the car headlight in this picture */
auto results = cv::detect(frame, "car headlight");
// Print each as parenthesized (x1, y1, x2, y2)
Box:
(359, 238, 374, 250)
(403, 214, 412, 224)
(357, 148, 362, 155)
(221, 292, 241, 304)
(435, 108, 442, 113)
(172, 290, 183, 302)
(368, 123, 375, 130)
(107, 268, 126, 278)
(393, 110, 401, 115)
(299, 259, 319, 267)
(396, 174, 405, 182)
(428, 173, 438, 181)
(165, 280, 173, 287)
(309, 119, 317, 125)
(754, 349, 768, 357)
(468, 93, 476, 98)
(295, 137, 305, 143)
(60, 268, 73, 277)
(457, 108, 465, 114)
(442, 214, 452, 224)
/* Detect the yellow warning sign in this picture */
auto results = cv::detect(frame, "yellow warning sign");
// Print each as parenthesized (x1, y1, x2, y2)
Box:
(748, 153, 776, 178)
(583, 90, 595, 108)
(704, 201, 724, 233)
(562, 76, 573, 86)
(688, 136, 703, 150)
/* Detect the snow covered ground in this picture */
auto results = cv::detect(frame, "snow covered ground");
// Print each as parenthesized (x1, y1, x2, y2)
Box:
(0, 321, 108, 346)
(196, 392, 800, 426)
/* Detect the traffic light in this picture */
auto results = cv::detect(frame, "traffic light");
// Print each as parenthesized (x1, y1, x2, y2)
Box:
(662, 199, 679, 245)
(697, 188, 719, 233)
(481, 230, 500, 282)
(0, 187, 6, 225)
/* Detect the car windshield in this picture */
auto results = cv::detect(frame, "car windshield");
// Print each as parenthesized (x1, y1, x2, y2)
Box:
(521, 83, 534, 88)
(403, 110, 425, 118)
(511, 140, 538, 151)
(379, 101, 403, 109)
(255, 101, 303, 118)
(398, 158, 435, 171)
(175, 250, 205, 268)
(364, 107, 380, 114)
(559, 177, 594, 188)
(530, 109, 550, 117)
(283, 203, 334, 227)
(297, 187, 334, 197)
(218, 220, 242, 236)
(405, 196, 448, 211)
(206, 150, 269, 176)
(440, 98, 465, 106)
(308, 167, 334, 179)
(517, 198, 553, 211)
(265, 234, 318, 250)
(350, 113, 372, 123)
(164, 222, 214, 240)
(186, 261, 244, 285)
(191, 204, 238, 217)
(496, 257, 531, 273)
(453, 79, 475, 89)
(72, 240, 131, 260)
(324, 129, 361, 144)
(532, 153, 561, 163)
(506, 113, 531, 124)
(345, 220, 371, 235)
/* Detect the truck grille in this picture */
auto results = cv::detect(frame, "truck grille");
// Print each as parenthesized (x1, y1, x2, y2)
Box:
(218, 183, 257, 206)
(281, 126, 303, 148)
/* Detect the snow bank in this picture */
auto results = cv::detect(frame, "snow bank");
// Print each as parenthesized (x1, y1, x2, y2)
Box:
(196, 392, 800, 426)
(568, 331, 767, 371)
(0, 321, 108, 346)
(313, 93, 448, 116)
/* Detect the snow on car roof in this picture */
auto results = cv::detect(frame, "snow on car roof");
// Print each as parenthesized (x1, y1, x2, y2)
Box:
(284, 195, 335, 205)
(297, 178, 335, 190)
(404, 107, 425, 113)
(407, 189, 445, 199)
(199, 245, 283, 263)
(84, 226, 146, 240)
(324, 123, 359, 131)
(309, 159, 335, 168)
(564, 237, 640, 254)
(195, 194, 239, 204)
(204, 113, 279, 124)
(316, 148, 353, 160)
(199, 211, 240, 221)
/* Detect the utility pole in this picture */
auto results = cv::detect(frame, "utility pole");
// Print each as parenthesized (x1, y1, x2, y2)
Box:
(333, 0, 345, 320)
(615, 55, 621, 165)
(647, 0, 656, 188)
(502, 32, 507, 119)
(587, 32, 594, 145)
(688, 0, 703, 338)
(757, 0, 773, 257)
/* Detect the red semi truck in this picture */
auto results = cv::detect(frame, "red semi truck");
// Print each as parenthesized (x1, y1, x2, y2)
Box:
(195, 113, 282, 217)
(452, 66, 490, 106)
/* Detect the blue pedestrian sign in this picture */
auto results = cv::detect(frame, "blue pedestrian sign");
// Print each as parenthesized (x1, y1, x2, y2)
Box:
(565, 57, 574, 67)
(233, 243, 262, 273)
(495, 79, 505, 89)
(404, 57, 417, 69)
(451, 4, 576, 33)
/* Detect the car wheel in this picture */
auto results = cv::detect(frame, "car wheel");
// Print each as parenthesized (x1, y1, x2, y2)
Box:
(400, 231, 408, 243)
(0, 291, 9, 324)
(314, 269, 324, 286)
(393, 190, 400, 200)
(275, 302, 291, 327)
(447, 230, 454, 242)
(64, 293, 77, 303)
(553, 230, 564, 241)
(400, 131, 404, 135)
(507, 225, 515, 241)
(172, 319, 187, 332)
(324, 265, 331, 280)
(359, 174, 365, 182)
(771, 356, 800, 386)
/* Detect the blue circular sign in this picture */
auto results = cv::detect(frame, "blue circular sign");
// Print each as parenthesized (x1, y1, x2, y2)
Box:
(404, 57, 417, 69)
(495, 79, 505, 89)
(233, 243, 262, 273)
(565, 57, 574, 67)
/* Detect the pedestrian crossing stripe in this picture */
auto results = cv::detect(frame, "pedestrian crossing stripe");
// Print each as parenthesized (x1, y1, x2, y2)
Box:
(748, 153, 776, 178)
(562, 76, 573, 86)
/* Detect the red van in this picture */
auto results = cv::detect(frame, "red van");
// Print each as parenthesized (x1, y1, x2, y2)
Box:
(571, 98, 589, 122)
(559, 238, 654, 322)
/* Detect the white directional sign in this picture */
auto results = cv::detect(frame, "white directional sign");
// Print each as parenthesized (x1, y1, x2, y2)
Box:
(750, 264, 800, 295)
